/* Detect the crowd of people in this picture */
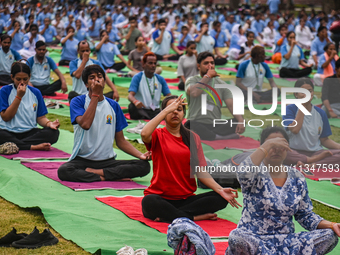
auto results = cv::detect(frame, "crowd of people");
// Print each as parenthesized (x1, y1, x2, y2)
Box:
(0, 0, 339, 254)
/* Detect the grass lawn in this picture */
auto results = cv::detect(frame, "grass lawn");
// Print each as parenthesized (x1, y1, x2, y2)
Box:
(1, 64, 340, 254)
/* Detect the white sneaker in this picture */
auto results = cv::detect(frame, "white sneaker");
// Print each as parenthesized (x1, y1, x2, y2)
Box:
(116, 245, 135, 255)
(134, 248, 148, 255)
(126, 121, 145, 134)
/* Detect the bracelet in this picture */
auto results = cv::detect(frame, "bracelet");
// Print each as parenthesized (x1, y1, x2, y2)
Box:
(330, 222, 336, 231)
(46, 120, 51, 127)
(15, 96, 22, 101)
(258, 147, 268, 157)
(133, 100, 140, 105)
(204, 74, 211, 79)
(329, 109, 334, 112)
(91, 94, 100, 98)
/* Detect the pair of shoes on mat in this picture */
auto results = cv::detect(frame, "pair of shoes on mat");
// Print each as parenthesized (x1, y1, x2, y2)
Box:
(0, 227, 58, 249)
(117, 245, 148, 255)
(0, 142, 19, 155)
(126, 121, 146, 134)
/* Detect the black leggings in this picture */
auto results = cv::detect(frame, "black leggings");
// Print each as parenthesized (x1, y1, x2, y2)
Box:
(184, 119, 237, 141)
(33, 80, 62, 96)
(215, 57, 228, 66)
(58, 60, 71, 66)
(279, 67, 312, 78)
(0, 128, 60, 150)
(142, 191, 228, 223)
(128, 103, 160, 120)
(0, 74, 12, 86)
(178, 81, 185, 91)
(155, 54, 181, 61)
(103, 62, 126, 71)
(57, 156, 150, 182)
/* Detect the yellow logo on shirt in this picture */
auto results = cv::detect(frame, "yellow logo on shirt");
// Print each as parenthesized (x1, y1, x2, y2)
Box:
(33, 103, 37, 112)
(9, 55, 13, 60)
(318, 126, 322, 135)
(106, 115, 112, 124)
(43, 64, 48, 71)
(154, 83, 158, 90)
(260, 69, 263, 75)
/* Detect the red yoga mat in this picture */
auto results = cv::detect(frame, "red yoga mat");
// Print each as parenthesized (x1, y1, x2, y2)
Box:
(165, 78, 180, 83)
(168, 85, 180, 90)
(214, 242, 229, 255)
(43, 92, 68, 100)
(124, 113, 187, 126)
(299, 168, 340, 181)
(95, 195, 237, 238)
(202, 136, 260, 150)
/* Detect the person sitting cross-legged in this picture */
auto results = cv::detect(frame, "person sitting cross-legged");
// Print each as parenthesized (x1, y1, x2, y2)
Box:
(0, 62, 60, 153)
(57, 65, 150, 182)
(236, 46, 279, 104)
(68, 40, 119, 102)
(127, 52, 171, 120)
(27, 41, 67, 96)
(0, 34, 21, 86)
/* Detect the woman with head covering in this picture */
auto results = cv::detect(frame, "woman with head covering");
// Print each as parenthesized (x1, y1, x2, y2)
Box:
(228, 24, 247, 60)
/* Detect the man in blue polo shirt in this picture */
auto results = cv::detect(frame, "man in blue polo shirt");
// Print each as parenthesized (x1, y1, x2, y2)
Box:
(57, 65, 150, 183)
(37, 6, 51, 26)
(127, 52, 171, 120)
(151, 19, 183, 60)
(8, 21, 24, 51)
(88, 12, 103, 40)
(309, 26, 332, 68)
(251, 13, 266, 45)
(27, 41, 67, 96)
(39, 17, 60, 46)
(210, 21, 229, 55)
(236, 46, 279, 103)
(0, 34, 21, 86)
(68, 40, 119, 102)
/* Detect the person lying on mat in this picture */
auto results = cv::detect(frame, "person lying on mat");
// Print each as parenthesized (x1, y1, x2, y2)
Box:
(236, 46, 279, 104)
(57, 65, 150, 182)
(184, 51, 245, 141)
(0, 34, 21, 86)
(95, 30, 137, 73)
(0, 62, 60, 153)
(282, 78, 340, 167)
(27, 41, 67, 96)
(177, 41, 199, 91)
(195, 22, 227, 66)
(279, 31, 313, 79)
(321, 59, 340, 118)
(313, 43, 339, 86)
(226, 126, 340, 255)
(127, 52, 171, 120)
(151, 18, 183, 61)
(68, 40, 119, 102)
(140, 94, 241, 223)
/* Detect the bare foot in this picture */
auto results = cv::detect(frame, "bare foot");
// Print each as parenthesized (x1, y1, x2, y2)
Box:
(194, 213, 218, 221)
(85, 168, 104, 177)
(31, 143, 51, 151)
(115, 178, 132, 182)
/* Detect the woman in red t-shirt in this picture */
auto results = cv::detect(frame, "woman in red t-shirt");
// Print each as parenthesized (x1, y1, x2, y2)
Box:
(140, 95, 241, 223)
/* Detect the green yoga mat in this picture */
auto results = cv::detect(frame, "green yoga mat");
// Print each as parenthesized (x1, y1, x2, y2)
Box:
(58, 66, 70, 74)
(47, 105, 71, 117)
(329, 118, 340, 128)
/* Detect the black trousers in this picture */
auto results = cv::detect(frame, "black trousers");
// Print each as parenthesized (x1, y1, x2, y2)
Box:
(142, 191, 228, 223)
(331, 33, 340, 54)
(45, 39, 60, 46)
(279, 67, 312, 78)
(0, 74, 12, 86)
(103, 62, 126, 71)
(242, 88, 281, 103)
(57, 156, 150, 182)
(58, 60, 71, 66)
(120, 49, 131, 55)
(184, 119, 237, 141)
(178, 81, 185, 91)
(128, 103, 160, 120)
(0, 128, 60, 150)
(155, 54, 181, 61)
(68, 91, 114, 102)
(33, 80, 62, 96)
(215, 57, 227, 66)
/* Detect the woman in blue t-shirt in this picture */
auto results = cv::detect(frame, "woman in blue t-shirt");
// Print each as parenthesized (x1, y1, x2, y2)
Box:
(59, 26, 79, 66)
(95, 30, 138, 72)
(0, 62, 60, 154)
(279, 31, 313, 78)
